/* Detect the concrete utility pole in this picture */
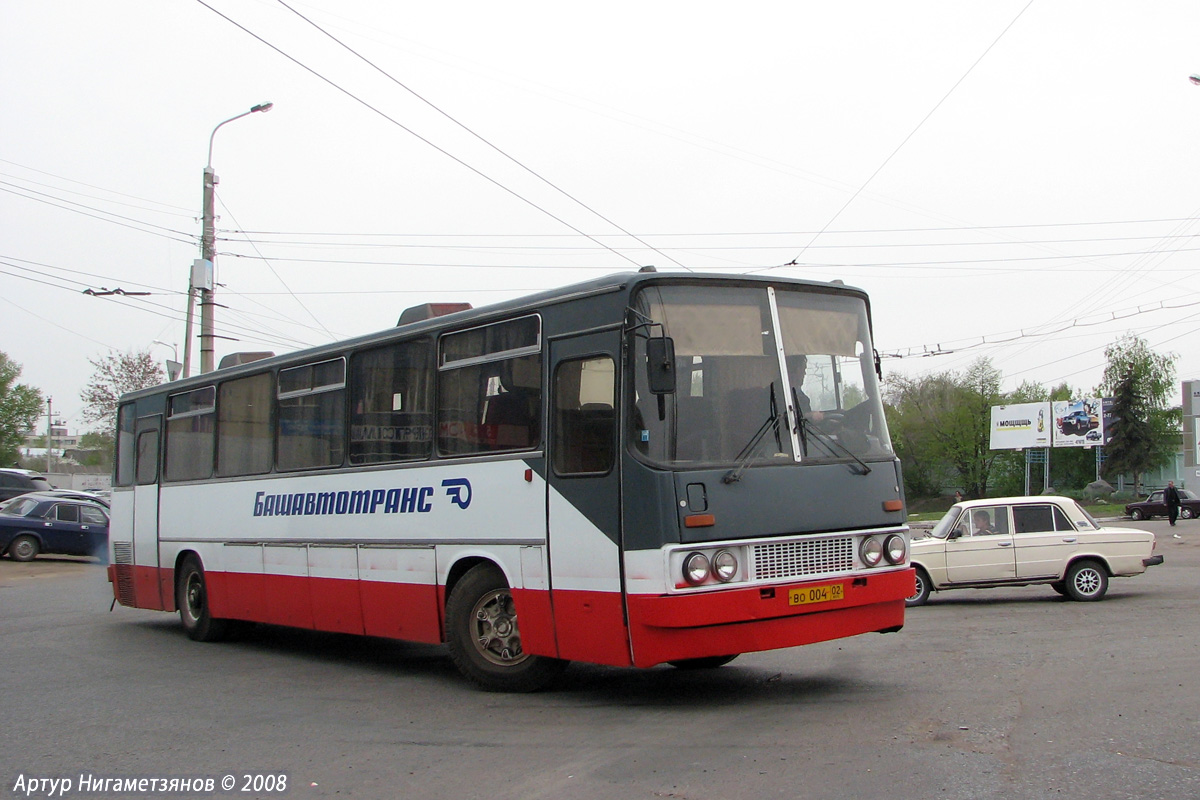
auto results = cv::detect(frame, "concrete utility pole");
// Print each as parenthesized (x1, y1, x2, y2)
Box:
(44, 397, 53, 475)
(192, 102, 273, 375)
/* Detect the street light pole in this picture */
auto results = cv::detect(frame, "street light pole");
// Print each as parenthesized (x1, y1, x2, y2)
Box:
(192, 102, 273, 375)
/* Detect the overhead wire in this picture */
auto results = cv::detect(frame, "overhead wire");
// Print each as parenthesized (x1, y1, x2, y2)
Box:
(0, 184, 197, 245)
(772, 0, 1038, 271)
(275, 0, 690, 271)
(0, 157, 195, 214)
(215, 195, 338, 339)
(194, 0, 654, 271)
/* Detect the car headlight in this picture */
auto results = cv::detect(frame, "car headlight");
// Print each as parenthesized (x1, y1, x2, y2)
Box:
(883, 534, 907, 565)
(861, 536, 884, 567)
(712, 550, 738, 582)
(683, 552, 710, 585)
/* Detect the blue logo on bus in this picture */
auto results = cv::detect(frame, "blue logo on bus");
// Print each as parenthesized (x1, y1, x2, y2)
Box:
(442, 478, 472, 509)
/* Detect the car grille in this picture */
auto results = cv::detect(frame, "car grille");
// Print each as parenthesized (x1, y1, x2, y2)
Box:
(753, 536, 856, 581)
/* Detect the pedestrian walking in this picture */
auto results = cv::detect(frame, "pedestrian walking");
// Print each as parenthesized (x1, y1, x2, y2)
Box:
(1164, 480, 1182, 537)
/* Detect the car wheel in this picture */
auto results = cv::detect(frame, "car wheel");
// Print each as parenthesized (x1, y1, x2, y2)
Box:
(1129, 508, 1145, 521)
(1182, 507, 1195, 520)
(668, 655, 740, 670)
(8, 534, 39, 562)
(906, 566, 931, 607)
(445, 563, 567, 692)
(176, 555, 231, 642)
(1064, 559, 1108, 602)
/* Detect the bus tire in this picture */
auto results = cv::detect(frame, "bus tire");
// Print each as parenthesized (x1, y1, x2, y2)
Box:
(444, 563, 566, 692)
(8, 534, 39, 562)
(176, 555, 230, 642)
(668, 655, 739, 670)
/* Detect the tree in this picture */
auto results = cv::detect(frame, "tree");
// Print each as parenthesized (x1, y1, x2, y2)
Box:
(886, 357, 1005, 499)
(1096, 334, 1178, 495)
(75, 431, 115, 469)
(0, 352, 43, 464)
(80, 350, 165, 432)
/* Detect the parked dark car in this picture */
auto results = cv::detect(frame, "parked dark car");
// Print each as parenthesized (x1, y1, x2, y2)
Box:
(1125, 488, 1199, 521)
(0, 468, 53, 502)
(0, 493, 109, 561)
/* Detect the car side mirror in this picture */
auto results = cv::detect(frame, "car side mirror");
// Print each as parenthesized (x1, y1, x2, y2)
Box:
(948, 527, 964, 540)
(646, 337, 677, 395)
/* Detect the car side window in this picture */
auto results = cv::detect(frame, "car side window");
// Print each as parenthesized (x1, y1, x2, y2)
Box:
(55, 504, 81, 523)
(1013, 505, 1055, 534)
(81, 506, 107, 526)
(969, 506, 1007, 536)
(1052, 506, 1074, 531)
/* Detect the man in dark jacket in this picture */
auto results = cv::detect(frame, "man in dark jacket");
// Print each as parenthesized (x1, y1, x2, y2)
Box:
(1164, 481, 1182, 528)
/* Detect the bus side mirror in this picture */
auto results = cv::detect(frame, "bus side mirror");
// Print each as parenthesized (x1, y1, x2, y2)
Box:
(646, 337, 677, 395)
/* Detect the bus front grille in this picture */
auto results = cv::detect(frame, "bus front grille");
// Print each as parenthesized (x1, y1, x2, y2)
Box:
(753, 537, 855, 581)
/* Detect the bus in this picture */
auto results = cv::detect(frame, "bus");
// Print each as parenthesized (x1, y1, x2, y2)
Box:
(108, 271, 913, 691)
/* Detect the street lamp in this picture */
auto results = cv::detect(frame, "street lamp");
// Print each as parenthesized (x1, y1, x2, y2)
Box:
(152, 340, 182, 381)
(183, 102, 273, 377)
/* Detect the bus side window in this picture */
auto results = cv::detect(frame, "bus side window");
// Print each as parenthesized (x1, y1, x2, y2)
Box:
(552, 356, 615, 475)
(349, 338, 433, 465)
(136, 429, 159, 485)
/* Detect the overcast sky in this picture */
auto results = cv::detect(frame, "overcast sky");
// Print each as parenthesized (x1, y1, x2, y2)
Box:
(3, 1, 1199, 432)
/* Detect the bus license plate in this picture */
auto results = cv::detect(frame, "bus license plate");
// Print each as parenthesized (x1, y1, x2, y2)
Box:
(788, 583, 845, 606)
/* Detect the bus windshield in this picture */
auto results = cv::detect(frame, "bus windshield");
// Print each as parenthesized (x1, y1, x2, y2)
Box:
(630, 283, 892, 467)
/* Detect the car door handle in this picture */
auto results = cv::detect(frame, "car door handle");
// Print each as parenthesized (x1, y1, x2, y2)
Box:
(1061, 537, 1077, 543)
(997, 541, 1012, 547)
(43, 522, 52, 527)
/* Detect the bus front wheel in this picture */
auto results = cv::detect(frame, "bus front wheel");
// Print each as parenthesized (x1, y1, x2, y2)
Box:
(445, 564, 566, 692)
(176, 555, 231, 642)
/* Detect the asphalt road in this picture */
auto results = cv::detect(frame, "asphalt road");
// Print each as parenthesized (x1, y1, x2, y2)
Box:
(1, 519, 1197, 800)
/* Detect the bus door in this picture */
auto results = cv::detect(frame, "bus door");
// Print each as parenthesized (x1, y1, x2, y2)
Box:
(545, 331, 630, 666)
(132, 415, 166, 609)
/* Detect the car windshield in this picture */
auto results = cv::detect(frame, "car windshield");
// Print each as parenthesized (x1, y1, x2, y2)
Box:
(929, 505, 962, 539)
(1, 498, 40, 517)
(629, 283, 892, 467)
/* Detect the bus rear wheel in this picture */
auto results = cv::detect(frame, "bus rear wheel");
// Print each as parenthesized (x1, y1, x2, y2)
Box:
(176, 555, 231, 642)
(445, 564, 566, 692)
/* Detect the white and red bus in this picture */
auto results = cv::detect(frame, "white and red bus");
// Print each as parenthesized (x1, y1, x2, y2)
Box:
(109, 271, 913, 691)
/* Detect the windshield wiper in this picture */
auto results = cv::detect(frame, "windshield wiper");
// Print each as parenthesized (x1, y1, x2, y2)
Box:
(795, 410, 872, 475)
(723, 385, 783, 484)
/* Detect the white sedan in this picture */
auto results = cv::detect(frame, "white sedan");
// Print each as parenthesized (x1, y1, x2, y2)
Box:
(908, 496, 1162, 605)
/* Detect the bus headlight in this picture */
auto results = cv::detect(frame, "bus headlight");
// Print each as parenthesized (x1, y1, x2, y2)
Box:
(860, 536, 884, 567)
(712, 550, 738, 582)
(683, 552, 710, 585)
(884, 534, 907, 565)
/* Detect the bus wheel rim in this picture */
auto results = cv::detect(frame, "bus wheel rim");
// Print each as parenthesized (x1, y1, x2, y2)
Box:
(470, 588, 529, 666)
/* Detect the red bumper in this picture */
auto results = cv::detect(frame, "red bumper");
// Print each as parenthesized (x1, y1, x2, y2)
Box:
(626, 567, 914, 668)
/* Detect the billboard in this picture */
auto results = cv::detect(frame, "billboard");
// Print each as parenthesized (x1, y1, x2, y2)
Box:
(1052, 398, 1103, 447)
(990, 403, 1051, 449)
